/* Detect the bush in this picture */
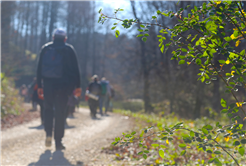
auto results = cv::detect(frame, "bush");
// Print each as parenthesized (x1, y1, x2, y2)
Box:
(114, 99, 144, 112)
(1, 73, 24, 117)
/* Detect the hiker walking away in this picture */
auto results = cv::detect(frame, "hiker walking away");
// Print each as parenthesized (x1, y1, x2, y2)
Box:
(28, 77, 37, 103)
(19, 84, 28, 102)
(65, 89, 80, 126)
(37, 28, 81, 150)
(99, 77, 112, 116)
(86, 75, 101, 119)
(108, 85, 115, 112)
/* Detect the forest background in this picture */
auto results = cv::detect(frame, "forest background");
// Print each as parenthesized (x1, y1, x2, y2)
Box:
(2, 1, 246, 119)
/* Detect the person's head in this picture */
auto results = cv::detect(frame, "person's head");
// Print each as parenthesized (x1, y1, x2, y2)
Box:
(52, 28, 67, 42)
(101, 77, 106, 81)
(91, 75, 98, 82)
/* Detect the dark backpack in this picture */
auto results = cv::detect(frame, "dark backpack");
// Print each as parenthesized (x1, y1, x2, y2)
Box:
(41, 46, 65, 78)
(101, 82, 107, 95)
(90, 82, 101, 96)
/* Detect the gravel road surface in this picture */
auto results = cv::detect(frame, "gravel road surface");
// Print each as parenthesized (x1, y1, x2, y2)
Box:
(1, 108, 133, 166)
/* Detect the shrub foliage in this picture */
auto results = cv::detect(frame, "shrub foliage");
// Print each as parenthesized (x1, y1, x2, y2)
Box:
(99, 1, 246, 165)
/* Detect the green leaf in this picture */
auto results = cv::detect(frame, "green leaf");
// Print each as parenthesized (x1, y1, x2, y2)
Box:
(159, 149, 164, 159)
(221, 109, 228, 114)
(239, 147, 245, 156)
(221, 98, 227, 108)
(144, 150, 149, 153)
(203, 125, 213, 130)
(142, 37, 147, 42)
(111, 26, 116, 30)
(180, 150, 186, 155)
(202, 128, 209, 135)
(152, 16, 157, 19)
(131, 131, 136, 135)
(240, 50, 245, 56)
(179, 60, 185, 65)
(161, 45, 164, 53)
(233, 141, 240, 146)
(214, 151, 221, 154)
(137, 29, 143, 32)
(191, 34, 198, 42)
(196, 58, 202, 65)
(140, 24, 145, 28)
(138, 151, 143, 155)
(214, 158, 222, 166)
(194, 6, 198, 12)
(218, 60, 225, 64)
(115, 30, 120, 38)
(224, 36, 231, 42)
(144, 33, 149, 37)
(201, 76, 205, 82)
(181, 48, 187, 52)
(143, 154, 147, 159)
(151, 144, 159, 147)
(179, 144, 186, 148)
(137, 34, 144, 37)
(241, 139, 246, 144)
(206, 149, 213, 153)
(208, 158, 214, 163)
(190, 131, 195, 137)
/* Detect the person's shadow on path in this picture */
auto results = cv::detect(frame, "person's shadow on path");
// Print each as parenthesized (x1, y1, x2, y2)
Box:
(28, 150, 82, 166)
(29, 125, 44, 130)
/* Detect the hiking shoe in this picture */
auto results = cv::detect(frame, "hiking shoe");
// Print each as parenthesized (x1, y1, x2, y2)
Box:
(45, 136, 52, 147)
(56, 143, 66, 151)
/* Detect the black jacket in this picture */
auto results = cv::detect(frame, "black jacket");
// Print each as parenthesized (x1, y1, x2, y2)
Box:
(37, 39, 81, 90)
(88, 81, 102, 96)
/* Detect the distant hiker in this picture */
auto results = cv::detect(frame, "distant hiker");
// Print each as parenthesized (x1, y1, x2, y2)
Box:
(108, 85, 115, 112)
(65, 89, 80, 125)
(99, 77, 112, 116)
(86, 75, 101, 119)
(28, 77, 37, 103)
(30, 78, 39, 111)
(37, 28, 81, 151)
(20, 84, 28, 102)
(32, 82, 45, 125)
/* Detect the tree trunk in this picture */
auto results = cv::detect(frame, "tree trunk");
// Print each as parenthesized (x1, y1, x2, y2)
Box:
(49, 2, 58, 41)
(212, 77, 221, 113)
(131, 1, 153, 113)
(193, 82, 204, 119)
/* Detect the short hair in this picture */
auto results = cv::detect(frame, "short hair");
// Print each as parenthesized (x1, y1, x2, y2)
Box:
(53, 28, 67, 40)
(92, 75, 98, 80)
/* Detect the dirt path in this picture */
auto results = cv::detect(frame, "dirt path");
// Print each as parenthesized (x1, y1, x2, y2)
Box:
(1, 107, 133, 166)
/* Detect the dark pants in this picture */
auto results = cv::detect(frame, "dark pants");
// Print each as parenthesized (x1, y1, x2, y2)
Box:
(43, 81, 69, 146)
(37, 100, 44, 124)
(99, 95, 110, 114)
(88, 98, 99, 117)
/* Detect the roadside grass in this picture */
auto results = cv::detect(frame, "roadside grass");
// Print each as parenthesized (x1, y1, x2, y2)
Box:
(1, 74, 24, 118)
(79, 101, 89, 108)
(101, 108, 246, 165)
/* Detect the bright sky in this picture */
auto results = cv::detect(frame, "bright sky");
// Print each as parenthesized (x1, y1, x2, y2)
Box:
(100, 0, 130, 9)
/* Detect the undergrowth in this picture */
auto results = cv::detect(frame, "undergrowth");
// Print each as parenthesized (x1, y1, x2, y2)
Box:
(102, 109, 246, 165)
